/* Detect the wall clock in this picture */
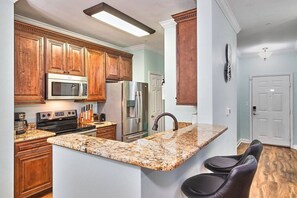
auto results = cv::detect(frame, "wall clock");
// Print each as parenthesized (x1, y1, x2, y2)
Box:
(224, 43, 232, 82)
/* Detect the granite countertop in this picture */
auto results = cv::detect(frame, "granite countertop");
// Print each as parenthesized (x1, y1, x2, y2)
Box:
(84, 121, 116, 128)
(47, 123, 227, 171)
(15, 129, 56, 143)
(93, 121, 116, 128)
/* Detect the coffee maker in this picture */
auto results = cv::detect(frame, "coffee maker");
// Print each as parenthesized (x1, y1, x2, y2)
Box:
(14, 112, 28, 135)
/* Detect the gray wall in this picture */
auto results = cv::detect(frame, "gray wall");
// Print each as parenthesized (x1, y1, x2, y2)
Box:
(237, 51, 297, 144)
(197, 0, 238, 155)
(0, 1, 14, 197)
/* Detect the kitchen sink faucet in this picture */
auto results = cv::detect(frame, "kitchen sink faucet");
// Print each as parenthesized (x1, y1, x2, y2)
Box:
(152, 112, 178, 131)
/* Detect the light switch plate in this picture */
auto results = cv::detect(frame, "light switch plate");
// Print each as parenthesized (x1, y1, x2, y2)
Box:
(226, 107, 231, 116)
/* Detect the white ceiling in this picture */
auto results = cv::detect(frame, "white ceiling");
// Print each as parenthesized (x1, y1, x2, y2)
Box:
(15, 0, 297, 57)
(14, 0, 196, 55)
(228, 0, 297, 56)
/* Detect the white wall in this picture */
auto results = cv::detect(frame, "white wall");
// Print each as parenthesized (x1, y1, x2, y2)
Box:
(161, 19, 197, 130)
(0, 1, 15, 197)
(131, 49, 145, 82)
(237, 51, 297, 144)
(130, 47, 164, 83)
(197, 0, 238, 154)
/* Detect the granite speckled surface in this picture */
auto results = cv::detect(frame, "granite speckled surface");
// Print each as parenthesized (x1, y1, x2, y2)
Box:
(47, 124, 227, 171)
(15, 129, 56, 143)
(92, 121, 117, 128)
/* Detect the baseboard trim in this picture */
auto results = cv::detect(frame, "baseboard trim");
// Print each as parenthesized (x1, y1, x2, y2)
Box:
(237, 139, 250, 147)
(291, 145, 297, 150)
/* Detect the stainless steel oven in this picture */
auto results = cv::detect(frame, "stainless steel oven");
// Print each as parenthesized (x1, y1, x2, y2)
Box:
(46, 73, 88, 100)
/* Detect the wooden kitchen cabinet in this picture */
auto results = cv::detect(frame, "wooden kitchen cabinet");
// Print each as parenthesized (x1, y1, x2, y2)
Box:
(119, 56, 132, 81)
(106, 53, 132, 81)
(172, 9, 197, 105)
(96, 125, 116, 140)
(85, 48, 106, 101)
(67, 44, 85, 76)
(45, 37, 85, 76)
(105, 53, 120, 80)
(15, 138, 52, 198)
(14, 30, 45, 104)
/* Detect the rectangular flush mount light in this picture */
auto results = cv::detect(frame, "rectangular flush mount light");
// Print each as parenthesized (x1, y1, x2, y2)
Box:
(83, 3, 155, 37)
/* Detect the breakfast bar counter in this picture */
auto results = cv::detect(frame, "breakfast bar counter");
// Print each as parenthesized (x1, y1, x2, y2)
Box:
(48, 124, 226, 171)
(47, 123, 227, 198)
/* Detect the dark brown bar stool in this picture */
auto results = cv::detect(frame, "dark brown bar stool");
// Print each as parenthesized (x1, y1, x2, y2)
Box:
(204, 139, 263, 173)
(181, 155, 258, 198)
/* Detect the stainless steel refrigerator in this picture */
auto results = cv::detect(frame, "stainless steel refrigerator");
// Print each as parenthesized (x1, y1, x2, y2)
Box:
(101, 81, 148, 142)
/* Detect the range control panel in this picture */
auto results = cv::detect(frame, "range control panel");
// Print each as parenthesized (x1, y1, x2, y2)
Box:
(37, 110, 77, 120)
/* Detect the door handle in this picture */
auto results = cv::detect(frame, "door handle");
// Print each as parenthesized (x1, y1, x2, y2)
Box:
(252, 106, 257, 115)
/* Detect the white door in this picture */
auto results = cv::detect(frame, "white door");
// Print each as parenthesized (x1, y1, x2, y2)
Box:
(252, 75, 291, 146)
(149, 73, 164, 135)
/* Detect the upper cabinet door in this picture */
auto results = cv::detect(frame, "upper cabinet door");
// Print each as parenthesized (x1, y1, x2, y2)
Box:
(85, 49, 106, 101)
(173, 9, 197, 105)
(67, 44, 85, 76)
(119, 56, 132, 81)
(105, 53, 120, 80)
(14, 30, 45, 104)
(45, 38, 67, 74)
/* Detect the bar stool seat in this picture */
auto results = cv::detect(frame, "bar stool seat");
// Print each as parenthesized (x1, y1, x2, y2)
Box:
(182, 173, 227, 196)
(204, 139, 263, 173)
(181, 155, 258, 198)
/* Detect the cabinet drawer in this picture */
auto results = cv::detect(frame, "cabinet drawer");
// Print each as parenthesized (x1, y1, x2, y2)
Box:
(15, 138, 50, 154)
(96, 125, 116, 140)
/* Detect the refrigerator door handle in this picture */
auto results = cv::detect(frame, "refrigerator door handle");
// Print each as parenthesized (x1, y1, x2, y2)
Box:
(138, 91, 142, 123)
(135, 91, 142, 123)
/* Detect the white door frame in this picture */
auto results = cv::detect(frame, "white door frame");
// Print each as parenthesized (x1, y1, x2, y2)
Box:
(249, 73, 294, 148)
(148, 71, 164, 135)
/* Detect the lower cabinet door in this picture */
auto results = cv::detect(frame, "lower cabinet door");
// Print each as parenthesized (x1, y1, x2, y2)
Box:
(15, 146, 52, 198)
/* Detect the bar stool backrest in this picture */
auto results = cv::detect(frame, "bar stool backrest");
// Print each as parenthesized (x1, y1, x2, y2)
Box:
(214, 155, 258, 198)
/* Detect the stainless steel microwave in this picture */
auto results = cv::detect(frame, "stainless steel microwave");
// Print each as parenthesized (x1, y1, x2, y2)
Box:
(46, 73, 88, 100)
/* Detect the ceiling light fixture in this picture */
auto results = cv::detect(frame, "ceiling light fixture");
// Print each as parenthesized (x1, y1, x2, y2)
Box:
(258, 47, 272, 61)
(83, 3, 155, 37)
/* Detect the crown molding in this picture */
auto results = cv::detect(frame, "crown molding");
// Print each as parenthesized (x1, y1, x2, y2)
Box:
(215, 0, 241, 34)
(159, 19, 176, 29)
(14, 14, 126, 52)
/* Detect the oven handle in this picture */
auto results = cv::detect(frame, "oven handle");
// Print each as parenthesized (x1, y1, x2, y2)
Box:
(77, 129, 97, 134)
(79, 83, 84, 97)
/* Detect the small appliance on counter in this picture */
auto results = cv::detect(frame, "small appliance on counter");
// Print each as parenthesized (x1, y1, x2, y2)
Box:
(14, 112, 28, 135)
(100, 113, 106, 122)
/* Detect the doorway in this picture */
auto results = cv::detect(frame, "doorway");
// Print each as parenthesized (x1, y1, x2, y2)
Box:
(251, 75, 292, 147)
(148, 73, 164, 135)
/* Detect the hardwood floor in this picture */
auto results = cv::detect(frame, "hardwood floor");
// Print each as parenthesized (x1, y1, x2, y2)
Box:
(238, 143, 297, 198)
(41, 144, 297, 198)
